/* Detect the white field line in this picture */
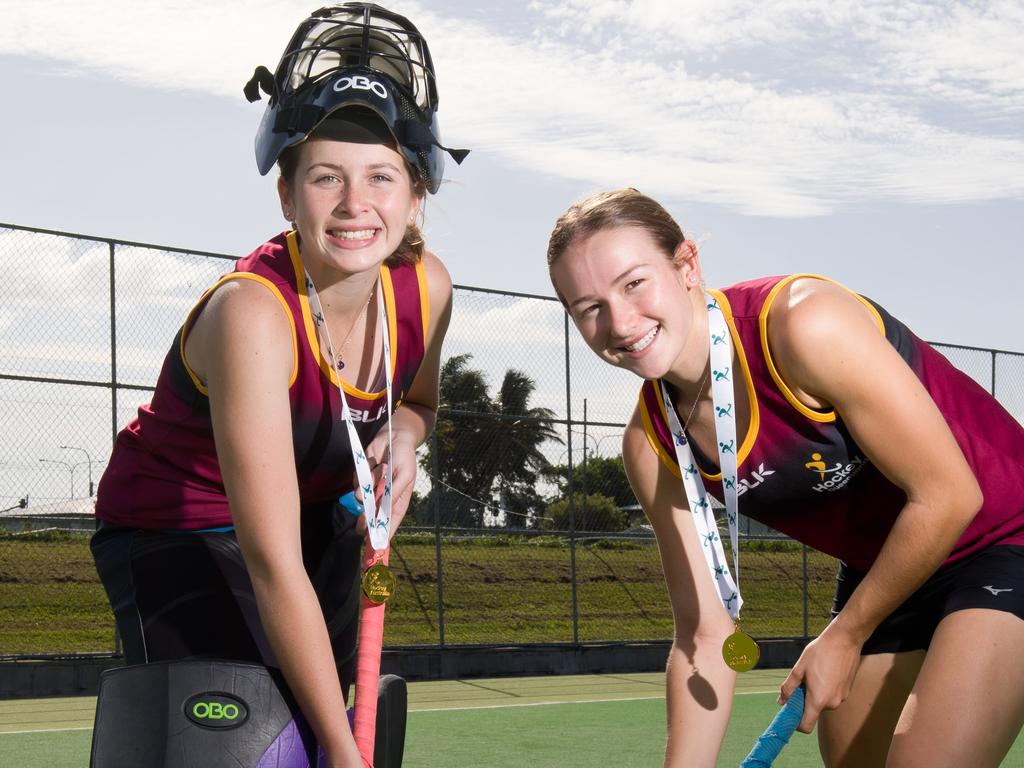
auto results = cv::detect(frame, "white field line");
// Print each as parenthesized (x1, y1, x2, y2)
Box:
(410, 688, 776, 713)
(0, 690, 779, 734)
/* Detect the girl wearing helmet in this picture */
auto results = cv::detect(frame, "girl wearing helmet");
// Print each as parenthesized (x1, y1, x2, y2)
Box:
(91, 5, 466, 766)
(547, 189, 1024, 767)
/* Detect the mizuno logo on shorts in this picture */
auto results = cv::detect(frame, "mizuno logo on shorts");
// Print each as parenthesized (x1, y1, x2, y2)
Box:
(982, 585, 1013, 595)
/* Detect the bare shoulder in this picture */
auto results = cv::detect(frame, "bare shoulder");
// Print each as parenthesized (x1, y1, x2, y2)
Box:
(188, 277, 294, 382)
(420, 249, 453, 299)
(767, 277, 877, 346)
(418, 250, 453, 346)
(766, 277, 885, 401)
(201, 279, 293, 342)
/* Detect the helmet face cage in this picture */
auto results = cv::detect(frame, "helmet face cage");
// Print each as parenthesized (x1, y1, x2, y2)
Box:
(278, 4, 438, 115)
(253, 3, 449, 189)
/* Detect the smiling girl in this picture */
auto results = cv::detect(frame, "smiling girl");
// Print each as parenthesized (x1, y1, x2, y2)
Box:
(90, 5, 466, 766)
(548, 188, 1024, 768)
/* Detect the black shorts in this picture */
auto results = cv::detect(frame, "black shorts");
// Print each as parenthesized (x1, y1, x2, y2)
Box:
(91, 502, 363, 692)
(831, 545, 1024, 655)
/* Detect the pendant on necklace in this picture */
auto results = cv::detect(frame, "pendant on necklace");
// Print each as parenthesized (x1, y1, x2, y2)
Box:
(336, 359, 345, 371)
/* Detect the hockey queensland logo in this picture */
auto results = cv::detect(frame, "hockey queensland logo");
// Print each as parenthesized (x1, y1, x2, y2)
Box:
(805, 451, 867, 492)
(333, 74, 389, 100)
(184, 692, 249, 730)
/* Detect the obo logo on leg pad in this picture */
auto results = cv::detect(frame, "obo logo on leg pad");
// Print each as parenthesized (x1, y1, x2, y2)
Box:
(184, 692, 249, 730)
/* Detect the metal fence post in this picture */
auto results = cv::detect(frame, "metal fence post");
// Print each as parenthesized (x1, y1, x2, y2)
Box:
(109, 241, 118, 451)
(109, 240, 123, 657)
(802, 543, 809, 640)
(581, 399, 588, 534)
(564, 312, 579, 644)
(431, 429, 445, 647)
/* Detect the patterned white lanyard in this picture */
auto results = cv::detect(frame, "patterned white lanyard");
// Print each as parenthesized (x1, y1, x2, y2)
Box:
(660, 292, 742, 619)
(304, 269, 393, 554)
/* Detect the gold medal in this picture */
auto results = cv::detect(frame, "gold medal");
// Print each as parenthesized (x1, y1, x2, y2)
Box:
(361, 562, 397, 605)
(722, 626, 759, 672)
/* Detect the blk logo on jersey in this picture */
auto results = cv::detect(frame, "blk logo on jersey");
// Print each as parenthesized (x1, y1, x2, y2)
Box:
(805, 452, 867, 492)
(349, 404, 388, 423)
(736, 463, 775, 496)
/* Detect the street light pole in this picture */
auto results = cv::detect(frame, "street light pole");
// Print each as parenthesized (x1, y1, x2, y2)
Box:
(60, 445, 94, 496)
(39, 458, 75, 499)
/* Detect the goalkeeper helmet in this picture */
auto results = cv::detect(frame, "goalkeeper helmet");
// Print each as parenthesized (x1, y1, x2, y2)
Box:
(244, 3, 467, 192)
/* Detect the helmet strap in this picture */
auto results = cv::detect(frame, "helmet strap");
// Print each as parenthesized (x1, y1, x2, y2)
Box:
(395, 119, 470, 165)
(274, 104, 326, 135)
(243, 66, 278, 104)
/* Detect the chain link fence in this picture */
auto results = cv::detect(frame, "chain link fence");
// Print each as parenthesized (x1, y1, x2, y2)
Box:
(2, 222, 1022, 658)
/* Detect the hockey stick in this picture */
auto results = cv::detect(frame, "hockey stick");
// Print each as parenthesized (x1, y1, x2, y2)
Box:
(739, 685, 805, 767)
(352, 540, 390, 767)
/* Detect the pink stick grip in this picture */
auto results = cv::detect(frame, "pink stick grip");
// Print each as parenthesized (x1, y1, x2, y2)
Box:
(353, 541, 389, 767)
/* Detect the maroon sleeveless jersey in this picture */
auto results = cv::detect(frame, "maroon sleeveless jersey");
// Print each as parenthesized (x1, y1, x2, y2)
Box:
(96, 231, 430, 529)
(639, 275, 1024, 572)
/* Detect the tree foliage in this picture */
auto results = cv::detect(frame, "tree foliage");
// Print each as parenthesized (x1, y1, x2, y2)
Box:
(417, 354, 562, 528)
(541, 492, 628, 532)
(542, 454, 636, 510)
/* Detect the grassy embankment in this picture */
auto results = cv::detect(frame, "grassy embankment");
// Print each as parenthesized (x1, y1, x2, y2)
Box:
(0, 531, 836, 656)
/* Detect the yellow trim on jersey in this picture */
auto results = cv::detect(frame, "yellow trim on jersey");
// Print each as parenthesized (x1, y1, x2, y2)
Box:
(179, 272, 299, 396)
(380, 264, 400, 382)
(700, 288, 760, 482)
(288, 230, 395, 399)
(415, 258, 430, 340)
(758, 274, 885, 423)
(638, 389, 683, 479)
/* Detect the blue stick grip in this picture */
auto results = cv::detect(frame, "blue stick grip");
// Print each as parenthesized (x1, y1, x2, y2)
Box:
(339, 491, 364, 517)
(739, 685, 805, 767)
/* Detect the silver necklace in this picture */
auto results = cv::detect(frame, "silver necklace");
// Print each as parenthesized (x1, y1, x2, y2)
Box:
(330, 289, 375, 371)
(678, 366, 710, 434)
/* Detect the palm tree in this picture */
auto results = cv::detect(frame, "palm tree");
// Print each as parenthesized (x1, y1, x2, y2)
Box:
(418, 354, 562, 528)
(490, 369, 561, 528)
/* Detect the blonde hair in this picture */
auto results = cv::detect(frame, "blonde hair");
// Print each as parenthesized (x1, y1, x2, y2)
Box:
(547, 188, 686, 271)
(389, 218, 426, 266)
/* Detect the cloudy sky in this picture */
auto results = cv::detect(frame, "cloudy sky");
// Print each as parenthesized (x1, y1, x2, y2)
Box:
(2, 0, 1022, 353)
(2, 1, 1023, 507)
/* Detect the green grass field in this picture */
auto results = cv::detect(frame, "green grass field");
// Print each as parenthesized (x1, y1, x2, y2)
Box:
(2, 671, 1022, 767)
(0, 531, 836, 655)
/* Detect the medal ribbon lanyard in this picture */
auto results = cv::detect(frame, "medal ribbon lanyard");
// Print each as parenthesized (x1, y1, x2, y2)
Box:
(307, 268, 396, 765)
(305, 270, 393, 554)
(661, 292, 742, 619)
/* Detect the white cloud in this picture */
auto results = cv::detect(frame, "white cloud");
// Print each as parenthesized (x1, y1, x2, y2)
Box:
(533, 0, 1024, 117)
(0, 229, 222, 384)
(0, 1, 308, 97)
(864, 1, 1024, 111)
(3, 1, 1022, 216)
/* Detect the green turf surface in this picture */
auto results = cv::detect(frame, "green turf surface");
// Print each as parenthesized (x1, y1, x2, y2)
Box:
(0, 729, 92, 768)
(2, 672, 1022, 767)
(404, 693, 822, 767)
